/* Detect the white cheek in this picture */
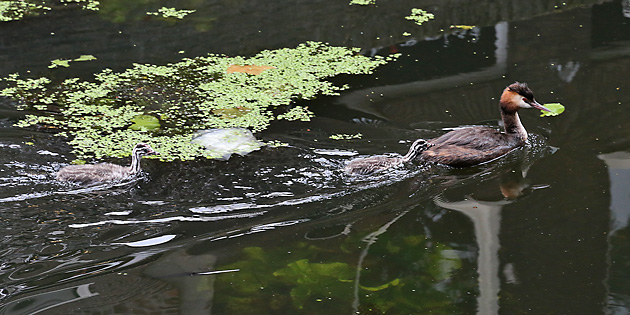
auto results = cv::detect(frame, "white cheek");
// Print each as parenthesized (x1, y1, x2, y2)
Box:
(511, 94, 531, 108)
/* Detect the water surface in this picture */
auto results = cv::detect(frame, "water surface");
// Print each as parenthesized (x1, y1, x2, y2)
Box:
(2, 0, 630, 314)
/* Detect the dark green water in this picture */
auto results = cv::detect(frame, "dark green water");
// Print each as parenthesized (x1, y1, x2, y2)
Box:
(2, 0, 630, 314)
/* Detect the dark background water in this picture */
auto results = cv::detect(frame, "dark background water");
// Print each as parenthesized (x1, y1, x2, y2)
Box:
(2, 0, 630, 314)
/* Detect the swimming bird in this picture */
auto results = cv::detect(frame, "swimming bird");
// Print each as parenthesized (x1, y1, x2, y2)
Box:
(56, 143, 158, 184)
(344, 139, 432, 175)
(418, 82, 550, 167)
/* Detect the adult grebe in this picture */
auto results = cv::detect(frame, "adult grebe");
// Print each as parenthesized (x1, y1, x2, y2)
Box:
(344, 139, 432, 175)
(56, 143, 158, 184)
(418, 82, 550, 167)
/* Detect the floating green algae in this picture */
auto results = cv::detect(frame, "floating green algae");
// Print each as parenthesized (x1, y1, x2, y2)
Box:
(60, 0, 100, 11)
(405, 8, 434, 26)
(0, 1, 51, 22)
(349, 0, 375, 5)
(1, 42, 394, 161)
(329, 133, 362, 140)
(147, 7, 195, 19)
(0, 0, 99, 22)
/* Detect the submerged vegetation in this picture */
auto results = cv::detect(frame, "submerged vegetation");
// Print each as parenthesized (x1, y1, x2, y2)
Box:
(1, 42, 394, 161)
(214, 232, 468, 313)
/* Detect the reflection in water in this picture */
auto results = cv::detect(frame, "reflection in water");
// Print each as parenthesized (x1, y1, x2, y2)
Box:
(433, 148, 548, 314)
(435, 193, 510, 315)
(351, 210, 409, 313)
(0, 283, 98, 315)
(598, 152, 630, 312)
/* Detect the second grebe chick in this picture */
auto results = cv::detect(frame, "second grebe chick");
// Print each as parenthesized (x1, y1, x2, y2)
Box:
(418, 82, 550, 167)
(56, 143, 158, 184)
(344, 139, 432, 175)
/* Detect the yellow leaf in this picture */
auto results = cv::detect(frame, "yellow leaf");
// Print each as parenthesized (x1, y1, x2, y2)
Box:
(451, 25, 475, 30)
(227, 64, 275, 75)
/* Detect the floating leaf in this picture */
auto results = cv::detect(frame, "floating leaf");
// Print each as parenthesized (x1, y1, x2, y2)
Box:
(227, 64, 275, 75)
(128, 114, 161, 131)
(74, 55, 97, 62)
(349, 0, 375, 5)
(540, 103, 565, 117)
(451, 25, 475, 30)
(49, 59, 70, 68)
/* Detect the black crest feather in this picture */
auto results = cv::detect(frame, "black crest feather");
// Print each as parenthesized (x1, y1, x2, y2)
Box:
(507, 82, 535, 100)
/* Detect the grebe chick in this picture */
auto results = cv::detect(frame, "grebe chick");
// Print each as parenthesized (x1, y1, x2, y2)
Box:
(56, 143, 158, 184)
(344, 139, 432, 175)
(419, 82, 550, 167)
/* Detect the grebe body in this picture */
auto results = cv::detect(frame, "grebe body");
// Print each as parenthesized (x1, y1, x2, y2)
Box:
(345, 139, 432, 175)
(56, 143, 158, 184)
(419, 82, 550, 167)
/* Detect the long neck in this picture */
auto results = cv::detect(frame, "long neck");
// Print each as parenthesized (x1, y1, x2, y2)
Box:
(501, 107, 528, 143)
(128, 151, 142, 174)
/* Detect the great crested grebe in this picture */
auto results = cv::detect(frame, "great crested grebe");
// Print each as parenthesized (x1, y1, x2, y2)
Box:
(344, 139, 432, 175)
(56, 143, 158, 184)
(418, 82, 550, 167)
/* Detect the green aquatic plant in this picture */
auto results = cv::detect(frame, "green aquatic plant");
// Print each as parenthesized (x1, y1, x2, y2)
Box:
(1, 42, 393, 161)
(213, 230, 467, 314)
(147, 7, 195, 19)
(0, 1, 51, 22)
(541, 103, 565, 117)
(61, 0, 100, 11)
(349, 0, 375, 5)
(49, 59, 71, 68)
(329, 133, 362, 140)
(128, 114, 161, 131)
(405, 8, 434, 26)
(273, 259, 355, 309)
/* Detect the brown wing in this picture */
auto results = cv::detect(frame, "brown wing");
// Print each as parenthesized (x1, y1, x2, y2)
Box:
(421, 127, 520, 167)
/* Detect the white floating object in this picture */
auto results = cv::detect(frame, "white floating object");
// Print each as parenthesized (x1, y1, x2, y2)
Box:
(312, 148, 358, 156)
(192, 128, 263, 160)
(113, 234, 176, 247)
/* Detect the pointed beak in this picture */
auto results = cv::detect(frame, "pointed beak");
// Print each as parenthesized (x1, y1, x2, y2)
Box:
(529, 100, 551, 112)
(148, 149, 159, 155)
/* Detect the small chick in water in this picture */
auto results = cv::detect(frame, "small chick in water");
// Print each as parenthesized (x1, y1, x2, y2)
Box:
(56, 143, 158, 184)
(344, 139, 432, 175)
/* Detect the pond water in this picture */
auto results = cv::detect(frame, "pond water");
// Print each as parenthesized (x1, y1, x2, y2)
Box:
(2, 0, 630, 314)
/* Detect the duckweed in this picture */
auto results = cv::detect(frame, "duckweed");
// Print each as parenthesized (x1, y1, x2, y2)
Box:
(1, 42, 394, 161)
(329, 133, 362, 140)
(0, 1, 51, 22)
(406, 8, 434, 26)
(147, 7, 195, 19)
(349, 0, 375, 5)
(0, 0, 99, 22)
